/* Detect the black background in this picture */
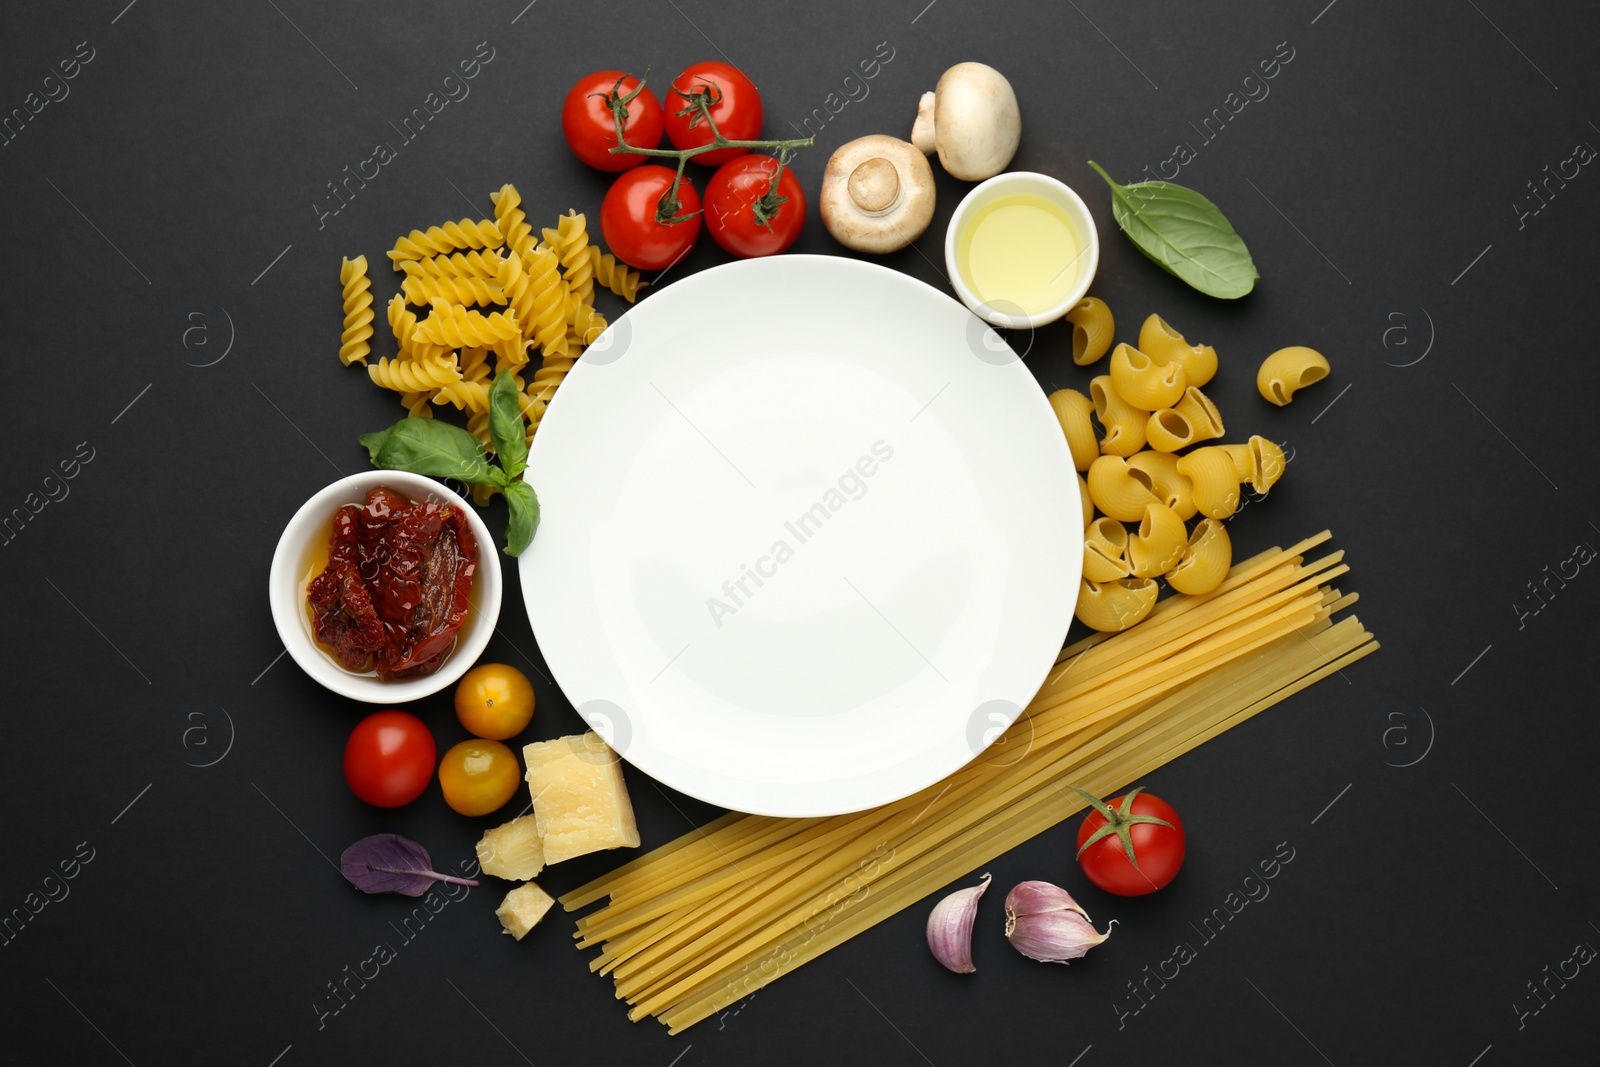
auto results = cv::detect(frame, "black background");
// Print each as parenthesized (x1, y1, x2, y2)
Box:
(3, 1, 1597, 1064)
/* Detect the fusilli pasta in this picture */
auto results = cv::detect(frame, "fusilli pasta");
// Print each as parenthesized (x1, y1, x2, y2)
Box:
(339, 255, 374, 366)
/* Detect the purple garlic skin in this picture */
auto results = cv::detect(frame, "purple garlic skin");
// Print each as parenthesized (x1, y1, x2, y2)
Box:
(1004, 880, 1112, 963)
(926, 873, 991, 973)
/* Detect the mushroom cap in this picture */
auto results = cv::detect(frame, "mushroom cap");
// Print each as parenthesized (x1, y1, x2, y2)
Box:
(933, 62, 1020, 181)
(819, 134, 937, 254)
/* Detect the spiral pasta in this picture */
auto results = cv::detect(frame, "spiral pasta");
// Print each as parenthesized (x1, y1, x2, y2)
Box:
(491, 184, 536, 261)
(432, 379, 492, 413)
(400, 249, 503, 281)
(548, 211, 596, 314)
(1090, 375, 1148, 457)
(1064, 297, 1115, 366)
(1087, 454, 1159, 523)
(1175, 446, 1241, 520)
(1109, 343, 1186, 410)
(368, 353, 462, 393)
(590, 246, 645, 302)
(1074, 576, 1158, 633)
(522, 246, 569, 357)
(1165, 518, 1232, 595)
(413, 298, 520, 349)
(1257, 346, 1329, 406)
(389, 218, 504, 264)
(569, 300, 609, 346)
(338, 255, 374, 366)
(1083, 517, 1131, 583)
(1049, 388, 1099, 472)
(387, 295, 450, 362)
(402, 272, 506, 308)
(1127, 502, 1188, 578)
(1138, 314, 1217, 387)
(399, 391, 434, 419)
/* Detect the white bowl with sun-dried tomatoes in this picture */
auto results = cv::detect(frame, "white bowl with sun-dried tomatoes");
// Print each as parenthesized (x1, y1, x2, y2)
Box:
(269, 470, 502, 703)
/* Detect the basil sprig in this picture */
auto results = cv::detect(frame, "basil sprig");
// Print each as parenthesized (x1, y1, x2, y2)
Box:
(1088, 161, 1259, 300)
(358, 370, 542, 556)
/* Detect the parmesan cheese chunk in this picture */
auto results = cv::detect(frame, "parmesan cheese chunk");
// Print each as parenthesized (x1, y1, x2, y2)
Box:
(523, 731, 640, 865)
(496, 881, 555, 940)
(476, 815, 545, 881)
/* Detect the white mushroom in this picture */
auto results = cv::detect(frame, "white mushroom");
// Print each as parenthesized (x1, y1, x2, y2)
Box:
(819, 135, 937, 254)
(909, 62, 1021, 181)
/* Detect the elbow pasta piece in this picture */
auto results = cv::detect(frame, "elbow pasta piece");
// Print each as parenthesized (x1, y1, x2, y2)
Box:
(548, 211, 596, 312)
(1083, 517, 1131, 583)
(1126, 451, 1197, 520)
(1048, 388, 1099, 472)
(1087, 454, 1159, 523)
(1075, 576, 1159, 633)
(1065, 297, 1115, 366)
(368, 353, 462, 393)
(1077, 473, 1093, 530)
(338, 255, 374, 366)
(1165, 518, 1232, 595)
(413, 298, 521, 349)
(400, 249, 503, 281)
(1138, 314, 1218, 387)
(522, 246, 570, 357)
(402, 272, 506, 308)
(1127, 502, 1188, 578)
(1090, 375, 1149, 457)
(491, 184, 536, 260)
(1257, 346, 1329, 406)
(590, 246, 646, 302)
(1109, 343, 1186, 410)
(388, 218, 504, 263)
(1175, 446, 1241, 519)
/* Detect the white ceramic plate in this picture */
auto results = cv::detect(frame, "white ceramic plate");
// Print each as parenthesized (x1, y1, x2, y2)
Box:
(521, 255, 1081, 817)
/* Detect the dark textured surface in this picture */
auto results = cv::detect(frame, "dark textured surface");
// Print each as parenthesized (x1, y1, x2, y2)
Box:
(3, 1, 1597, 1063)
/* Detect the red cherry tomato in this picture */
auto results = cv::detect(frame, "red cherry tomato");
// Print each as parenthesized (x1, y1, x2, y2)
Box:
(561, 70, 665, 172)
(343, 711, 436, 808)
(704, 154, 806, 258)
(1074, 788, 1186, 896)
(663, 61, 763, 166)
(601, 165, 702, 271)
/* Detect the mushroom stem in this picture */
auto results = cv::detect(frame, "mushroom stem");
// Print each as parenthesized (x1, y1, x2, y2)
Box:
(848, 158, 902, 217)
(910, 91, 937, 154)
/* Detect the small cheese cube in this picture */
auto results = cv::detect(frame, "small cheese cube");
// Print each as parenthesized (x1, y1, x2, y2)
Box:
(523, 731, 640, 865)
(496, 881, 555, 940)
(476, 815, 545, 881)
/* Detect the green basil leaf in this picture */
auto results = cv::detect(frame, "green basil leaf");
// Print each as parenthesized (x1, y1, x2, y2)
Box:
(358, 417, 498, 485)
(1088, 161, 1258, 300)
(487, 370, 529, 480)
(502, 479, 541, 557)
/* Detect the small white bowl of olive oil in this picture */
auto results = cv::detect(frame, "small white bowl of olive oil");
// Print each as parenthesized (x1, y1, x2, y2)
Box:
(946, 171, 1100, 330)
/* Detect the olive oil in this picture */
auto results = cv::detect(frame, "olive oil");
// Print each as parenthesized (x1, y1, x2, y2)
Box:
(956, 193, 1084, 316)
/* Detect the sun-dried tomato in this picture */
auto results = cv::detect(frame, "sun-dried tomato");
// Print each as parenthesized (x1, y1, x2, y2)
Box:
(307, 486, 478, 677)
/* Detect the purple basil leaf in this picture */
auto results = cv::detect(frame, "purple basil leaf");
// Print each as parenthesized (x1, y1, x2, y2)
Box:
(340, 833, 480, 897)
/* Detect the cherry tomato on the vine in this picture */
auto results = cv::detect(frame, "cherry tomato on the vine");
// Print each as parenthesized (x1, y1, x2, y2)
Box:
(438, 739, 521, 817)
(704, 154, 806, 258)
(664, 61, 763, 166)
(601, 165, 702, 271)
(343, 711, 436, 808)
(561, 70, 665, 172)
(455, 662, 536, 740)
(1074, 787, 1186, 896)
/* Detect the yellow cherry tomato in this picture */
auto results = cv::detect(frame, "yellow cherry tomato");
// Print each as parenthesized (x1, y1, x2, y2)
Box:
(438, 740, 521, 816)
(454, 663, 536, 740)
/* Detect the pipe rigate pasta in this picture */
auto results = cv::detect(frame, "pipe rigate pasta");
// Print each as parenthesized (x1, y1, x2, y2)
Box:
(1165, 518, 1232, 595)
(590, 247, 645, 303)
(1138, 314, 1217, 387)
(1087, 454, 1159, 523)
(1048, 388, 1099, 472)
(388, 218, 504, 263)
(1127, 502, 1188, 578)
(1074, 576, 1158, 633)
(1256, 346, 1329, 406)
(1083, 517, 1131, 583)
(368, 353, 462, 393)
(338, 255, 374, 366)
(1175, 446, 1241, 519)
(1109, 343, 1186, 410)
(1126, 451, 1196, 521)
(1064, 297, 1115, 366)
(1172, 386, 1224, 442)
(1077, 474, 1093, 530)
(1145, 407, 1198, 453)
(402, 272, 506, 308)
(1219, 435, 1287, 494)
(1090, 375, 1148, 457)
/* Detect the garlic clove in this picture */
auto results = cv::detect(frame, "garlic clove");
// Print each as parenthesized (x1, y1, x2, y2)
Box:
(1004, 880, 1112, 963)
(926, 872, 991, 973)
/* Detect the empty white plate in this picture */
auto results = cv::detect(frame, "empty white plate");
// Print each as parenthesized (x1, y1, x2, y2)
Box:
(521, 255, 1081, 817)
